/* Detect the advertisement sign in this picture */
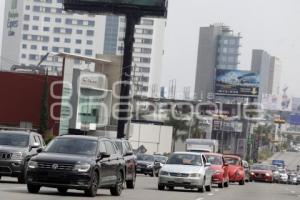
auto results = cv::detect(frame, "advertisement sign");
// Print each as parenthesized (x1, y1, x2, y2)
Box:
(215, 69, 259, 97)
(262, 94, 292, 111)
(7, 0, 19, 36)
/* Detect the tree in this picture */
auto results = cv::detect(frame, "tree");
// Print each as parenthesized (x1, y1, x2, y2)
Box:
(254, 124, 274, 146)
(164, 112, 188, 152)
(190, 118, 206, 139)
(39, 71, 49, 135)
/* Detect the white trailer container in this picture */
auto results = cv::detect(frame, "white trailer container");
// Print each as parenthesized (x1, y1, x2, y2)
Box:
(186, 139, 219, 153)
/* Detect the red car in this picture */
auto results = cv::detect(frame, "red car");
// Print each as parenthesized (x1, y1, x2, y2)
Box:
(224, 155, 245, 185)
(250, 164, 273, 183)
(204, 153, 229, 188)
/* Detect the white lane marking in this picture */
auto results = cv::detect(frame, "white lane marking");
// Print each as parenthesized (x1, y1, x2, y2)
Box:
(195, 198, 204, 200)
(214, 189, 219, 192)
(207, 193, 214, 196)
(291, 191, 295, 194)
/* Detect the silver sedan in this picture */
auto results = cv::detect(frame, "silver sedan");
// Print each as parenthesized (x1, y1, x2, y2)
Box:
(158, 152, 213, 193)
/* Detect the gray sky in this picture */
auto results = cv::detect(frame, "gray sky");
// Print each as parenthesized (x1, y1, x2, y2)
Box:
(0, 0, 299, 97)
(162, 0, 300, 98)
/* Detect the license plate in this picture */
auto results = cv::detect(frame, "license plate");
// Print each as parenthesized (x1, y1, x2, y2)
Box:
(136, 168, 141, 172)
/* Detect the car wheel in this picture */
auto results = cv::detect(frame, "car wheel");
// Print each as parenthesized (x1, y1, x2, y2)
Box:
(167, 186, 174, 191)
(150, 169, 154, 177)
(57, 187, 68, 194)
(218, 181, 224, 188)
(110, 171, 124, 196)
(239, 179, 245, 185)
(18, 161, 28, 184)
(84, 171, 99, 197)
(27, 184, 41, 193)
(198, 185, 205, 193)
(158, 184, 165, 190)
(224, 181, 229, 188)
(205, 182, 212, 192)
(126, 171, 136, 189)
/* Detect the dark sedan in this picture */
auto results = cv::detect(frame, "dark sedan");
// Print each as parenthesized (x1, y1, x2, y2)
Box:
(136, 154, 161, 177)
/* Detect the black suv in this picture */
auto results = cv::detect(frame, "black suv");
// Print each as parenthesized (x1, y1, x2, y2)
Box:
(26, 135, 125, 197)
(113, 139, 136, 189)
(0, 130, 45, 183)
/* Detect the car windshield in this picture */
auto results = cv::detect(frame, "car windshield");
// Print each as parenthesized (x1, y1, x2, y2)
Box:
(114, 141, 123, 154)
(137, 154, 154, 162)
(45, 138, 98, 156)
(205, 154, 223, 165)
(251, 164, 271, 170)
(166, 153, 202, 166)
(224, 157, 240, 165)
(279, 169, 286, 174)
(0, 133, 29, 147)
(154, 156, 167, 163)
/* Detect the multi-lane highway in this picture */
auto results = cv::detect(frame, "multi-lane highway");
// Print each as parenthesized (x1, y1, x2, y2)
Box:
(268, 152, 300, 170)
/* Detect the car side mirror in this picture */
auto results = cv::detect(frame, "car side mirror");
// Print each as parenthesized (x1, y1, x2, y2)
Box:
(205, 163, 211, 167)
(30, 142, 40, 151)
(97, 152, 110, 161)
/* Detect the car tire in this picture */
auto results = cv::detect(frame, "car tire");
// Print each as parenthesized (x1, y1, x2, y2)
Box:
(57, 187, 68, 194)
(218, 182, 224, 188)
(158, 184, 165, 190)
(205, 183, 212, 192)
(198, 185, 205, 193)
(126, 171, 136, 189)
(239, 179, 245, 185)
(84, 171, 99, 197)
(167, 186, 174, 191)
(110, 171, 124, 196)
(18, 161, 28, 184)
(224, 181, 229, 188)
(27, 184, 41, 193)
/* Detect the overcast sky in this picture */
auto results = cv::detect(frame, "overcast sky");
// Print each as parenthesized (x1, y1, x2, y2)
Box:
(0, 0, 299, 97)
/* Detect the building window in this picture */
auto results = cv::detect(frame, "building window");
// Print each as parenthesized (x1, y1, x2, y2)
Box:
(32, 25, 39, 30)
(86, 40, 93, 45)
(64, 38, 71, 43)
(223, 39, 228, 44)
(57, 0, 63, 3)
(75, 39, 82, 44)
(142, 19, 154, 25)
(85, 49, 93, 56)
(29, 54, 38, 60)
(86, 30, 94, 36)
(42, 46, 48, 51)
(65, 18, 72, 24)
(44, 17, 50, 22)
(33, 6, 40, 12)
(88, 20, 95, 26)
(76, 30, 83, 35)
(143, 29, 153, 35)
(77, 20, 83, 25)
(23, 24, 29, 30)
(21, 54, 26, 59)
(141, 48, 152, 54)
(33, 16, 39, 21)
(53, 27, 60, 33)
(45, 7, 51, 13)
(52, 47, 59, 52)
(140, 57, 151, 63)
(230, 39, 236, 45)
(31, 45, 37, 50)
(24, 15, 30, 21)
(56, 8, 62, 13)
(55, 18, 62, 23)
(25, 5, 30, 10)
(75, 49, 81, 54)
(64, 48, 71, 53)
(43, 27, 50, 32)
(54, 37, 60, 42)
(22, 44, 27, 49)
(65, 28, 72, 34)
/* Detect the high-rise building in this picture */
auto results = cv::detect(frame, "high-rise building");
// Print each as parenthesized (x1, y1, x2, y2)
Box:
(1, 0, 106, 74)
(103, 16, 166, 97)
(251, 49, 281, 100)
(194, 24, 241, 100)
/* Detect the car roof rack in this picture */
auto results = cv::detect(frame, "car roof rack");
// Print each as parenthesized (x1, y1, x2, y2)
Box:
(0, 127, 38, 132)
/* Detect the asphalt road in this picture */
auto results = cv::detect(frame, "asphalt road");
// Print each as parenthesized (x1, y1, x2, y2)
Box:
(0, 175, 299, 200)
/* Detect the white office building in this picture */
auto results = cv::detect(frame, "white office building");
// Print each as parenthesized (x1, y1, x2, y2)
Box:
(104, 16, 166, 97)
(1, 0, 106, 74)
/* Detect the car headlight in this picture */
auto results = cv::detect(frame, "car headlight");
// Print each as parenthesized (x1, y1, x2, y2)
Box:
(74, 164, 91, 172)
(28, 161, 38, 169)
(265, 173, 270, 176)
(214, 170, 222, 175)
(147, 164, 154, 168)
(189, 173, 201, 177)
(159, 171, 169, 176)
(11, 152, 23, 160)
(250, 172, 255, 175)
(235, 171, 240, 176)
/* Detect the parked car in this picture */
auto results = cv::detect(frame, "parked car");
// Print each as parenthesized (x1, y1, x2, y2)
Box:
(0, 130, 45, 183)
(278, 168, 288, 183)
(224, 155, 245, 185)
(158, 152, 213, 193)
(136, 154, 161, 177)
(242, 160, 251, 182)
(26, 135, 125, 197)
(297, 173, 300, 184)
(270, 165, 280, 183)
(112, 139, 136, 189)
(204, 153, 229, 188)
(250, 164, 274, 183)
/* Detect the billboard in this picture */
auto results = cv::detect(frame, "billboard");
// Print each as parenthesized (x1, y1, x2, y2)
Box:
(215, 69, 259, 97)
(261, 94, 292, 111)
